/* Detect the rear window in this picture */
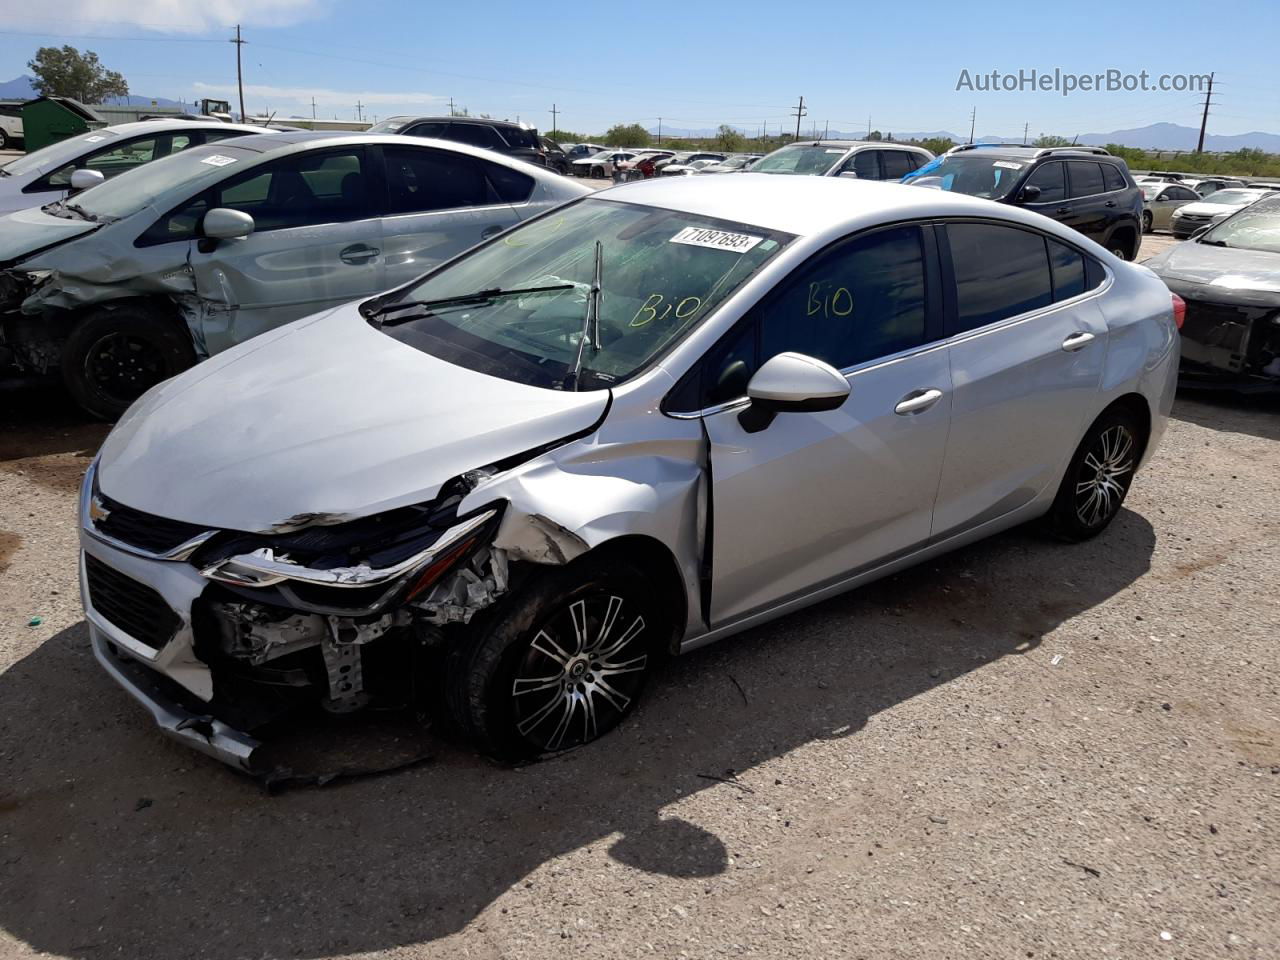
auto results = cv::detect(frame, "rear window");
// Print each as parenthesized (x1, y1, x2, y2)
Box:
(1101, 163, 1127, 192)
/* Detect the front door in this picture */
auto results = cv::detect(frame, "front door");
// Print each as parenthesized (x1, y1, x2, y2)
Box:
(186, 145, 384, 353)
(931, 221, 1107, 540)
(377, 144, 526, 291)
(701, 223, 952, 625)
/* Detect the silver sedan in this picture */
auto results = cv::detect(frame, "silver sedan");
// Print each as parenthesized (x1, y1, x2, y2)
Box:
(80, 174, 1179, 772)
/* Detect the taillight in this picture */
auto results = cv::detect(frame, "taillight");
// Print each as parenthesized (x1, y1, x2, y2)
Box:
(1171, 292, 1186, 330)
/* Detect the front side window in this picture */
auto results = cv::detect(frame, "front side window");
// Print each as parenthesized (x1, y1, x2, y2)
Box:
(46, 136, 157, 186)
(407, 122, 447, 138)
(374, 198, 791, 390)
(947, 223, 1052, 331)
(1024, 162, 1066, 203)
(140, 147, 368, 241)
(847, 150, 880, 179)
(1067, 161, 1105, 198)
(445, 123, 503, 149)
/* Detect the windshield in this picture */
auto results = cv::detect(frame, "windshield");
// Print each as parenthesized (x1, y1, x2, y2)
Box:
(907, 154, 1025, 200)
(1199, 196, 1280, 253)
(2, 128, 123, 177)
(1202, 189, 1265, 206)
(68, 142, 262, 222)
(376, 198, 792, 390)
(751, 144, 846, 176)
(367, 117, 413, 134)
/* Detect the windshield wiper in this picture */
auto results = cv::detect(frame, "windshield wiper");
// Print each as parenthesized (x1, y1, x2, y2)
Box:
(1199, 238, 1230, 247)
(368, 283, 575, 327)
(63, 202, 97, 222)
(564, 240, 603, 392)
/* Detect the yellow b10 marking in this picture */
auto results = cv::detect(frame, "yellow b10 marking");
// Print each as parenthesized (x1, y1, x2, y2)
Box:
(807, 282, 854, 318)
(631, 293, 703, 327)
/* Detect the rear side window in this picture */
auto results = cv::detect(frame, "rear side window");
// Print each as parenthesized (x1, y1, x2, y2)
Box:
(384, 146, 490, 213)
(484, 161, 534, 203)
(407, 122, 447, 138)
(946, 223, 1052, 330)
(881, 150, 915, 180)
(1067, 161, 1105, 198)
(502, 127, 539, 149)
(1047, 239, 1086, 300)
(1024, 162, 1066, 203)
(444, 123, 504, 149)
(850, 150, 880, 179)
(1101, 163, 1127, 192)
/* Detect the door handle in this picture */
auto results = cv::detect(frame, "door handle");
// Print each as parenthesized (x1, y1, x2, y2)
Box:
(894, 388, 944, 416)
(339, 243, 379, 265)
(481, 224, 505, 239)
(1061, 331, 1096, 352)
(1055, 206, 1070, 215)
(1104, 200, 1117, 207)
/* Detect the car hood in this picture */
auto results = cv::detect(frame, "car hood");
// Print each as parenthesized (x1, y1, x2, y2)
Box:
(1145, 241, 1280, 303)
(0, 204, 98, 264)
(1175, 201, 1243, 217)
(97, 304, 610, 533)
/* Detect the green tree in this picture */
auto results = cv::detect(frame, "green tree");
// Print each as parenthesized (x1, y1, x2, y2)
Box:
(28, 45, 128, 103)
(603, 123, 651, 147)
(868, 129, 883, 141)
(918, 137, 955, 155)
(716, 124, 744, 152)
(1033, 134, 1072, 147)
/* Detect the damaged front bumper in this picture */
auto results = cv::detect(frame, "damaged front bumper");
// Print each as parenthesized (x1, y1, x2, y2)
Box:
(79, 460, 512, 775)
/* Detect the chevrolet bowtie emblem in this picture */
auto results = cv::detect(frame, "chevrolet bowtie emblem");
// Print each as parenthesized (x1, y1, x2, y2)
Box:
(88, 495, 111, 526)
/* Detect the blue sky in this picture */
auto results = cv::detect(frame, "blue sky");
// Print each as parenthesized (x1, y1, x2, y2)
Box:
(0, 0, 1276, 138)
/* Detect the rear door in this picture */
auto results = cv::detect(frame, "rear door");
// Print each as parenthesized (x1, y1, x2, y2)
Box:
(185, 144, 384, 352)
(1064, 161, 1110, 242)
(880, 149, 918, 181)
(931, 221, 1107, 540)
(698, 224, 952, 624)
(377, 144, 529, 290)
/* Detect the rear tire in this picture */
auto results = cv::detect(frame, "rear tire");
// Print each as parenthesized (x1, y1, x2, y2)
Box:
(61, 304, 197, 420)
(1142, 210, 1153, 233)
(0, 129, 8, 150)
(1044, 407, 1145, 542)
(446, 558, 662, 761)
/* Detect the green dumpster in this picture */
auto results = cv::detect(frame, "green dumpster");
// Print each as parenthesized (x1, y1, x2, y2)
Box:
(20, 97, 106, 152)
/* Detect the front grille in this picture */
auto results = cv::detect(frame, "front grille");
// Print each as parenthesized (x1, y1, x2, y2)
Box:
(94, 491, 210, 556)
(85, 553, 182, 650)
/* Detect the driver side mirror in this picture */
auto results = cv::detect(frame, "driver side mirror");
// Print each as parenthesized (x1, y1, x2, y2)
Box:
(1017, 184, 1042, 203)
(837, 171, 859, 179)
(69, 168, 105, 192)
(199, 208, 255, 252)
(738, 352, 851, 433)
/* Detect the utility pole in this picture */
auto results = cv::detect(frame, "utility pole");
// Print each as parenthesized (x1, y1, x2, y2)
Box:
(792, 96, 806, 141)
(867, 113, 871, 138)
(311, 96, 316, 121)
(657, 117, 662, 145)
(549, 103, 559, 138)
(448, 96, 455, 117)
(1196, 72, 1215, 153)
(823, 120, 829, 139)
(1022, 121, 1029, 145)
(355, 100, 364, 122)
(230, 25, 246, 121)
(968, 106, 976, 144)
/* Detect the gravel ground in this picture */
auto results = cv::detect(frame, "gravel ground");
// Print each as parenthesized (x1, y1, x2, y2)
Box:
(1, 236, 1277, 960)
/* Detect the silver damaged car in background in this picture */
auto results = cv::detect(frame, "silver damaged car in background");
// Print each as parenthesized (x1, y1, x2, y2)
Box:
(80, 175, 1180, 773)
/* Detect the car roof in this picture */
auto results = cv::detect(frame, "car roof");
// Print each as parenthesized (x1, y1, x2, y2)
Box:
(379, 115, 534, 131)
(787, 140, 928, 151)
(184, 130, 565, 169)
(86, 119, 266, 137)
(597, 172, 1091, 239)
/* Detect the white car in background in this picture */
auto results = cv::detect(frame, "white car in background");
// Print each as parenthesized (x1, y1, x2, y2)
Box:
(0, 131, 590, 418)
(1170, 188, 1271, 239)
(0, 101, 23, 150)
(0, 119, 266, 215)
(570, 150, 634, 179)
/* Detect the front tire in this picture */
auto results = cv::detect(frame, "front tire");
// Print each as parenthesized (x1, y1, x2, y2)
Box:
(1045, 407, 1144, 541)
(61, 304, 197, 420)
(446, 558, 661, 761)
(1142, 210, 1153, 233)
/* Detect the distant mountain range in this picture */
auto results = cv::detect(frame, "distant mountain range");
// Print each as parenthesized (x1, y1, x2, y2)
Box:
(655, 121, 1280, 153)
(0, 74, 189, 111)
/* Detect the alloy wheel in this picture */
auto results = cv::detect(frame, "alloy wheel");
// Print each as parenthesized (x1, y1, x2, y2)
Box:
(1074, 424, 1136, 528)
(511, 593, 649, 752)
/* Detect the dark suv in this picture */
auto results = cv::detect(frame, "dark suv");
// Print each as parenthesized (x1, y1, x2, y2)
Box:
(368, 115, 547, 167)
(905, 145, 1143, 260)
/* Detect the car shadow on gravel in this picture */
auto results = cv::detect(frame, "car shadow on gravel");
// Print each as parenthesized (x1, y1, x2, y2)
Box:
(1172, 391, 1280, 443)
(0, 378, 108, 492)
(0, 510, 1155, 960)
